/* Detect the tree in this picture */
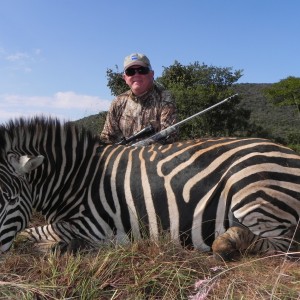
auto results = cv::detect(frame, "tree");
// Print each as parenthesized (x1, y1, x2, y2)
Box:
(264, 76, 300, 119)
(157, 61, 248, 138)
(264, 76, 300, 147)
(106, 67, 127, 96)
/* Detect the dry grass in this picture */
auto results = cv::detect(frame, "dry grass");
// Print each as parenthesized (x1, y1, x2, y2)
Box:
(1, 212, 299, 299)
(1, 233, 299, 300)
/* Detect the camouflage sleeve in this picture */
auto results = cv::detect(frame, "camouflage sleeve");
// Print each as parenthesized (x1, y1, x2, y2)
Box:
(100, 99, 122, 144)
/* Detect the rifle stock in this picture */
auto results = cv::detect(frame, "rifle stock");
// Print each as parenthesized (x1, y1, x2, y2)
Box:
(132, 94, 238, 147)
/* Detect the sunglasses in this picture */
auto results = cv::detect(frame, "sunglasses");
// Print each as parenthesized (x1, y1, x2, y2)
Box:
(124, 66, 150, 76)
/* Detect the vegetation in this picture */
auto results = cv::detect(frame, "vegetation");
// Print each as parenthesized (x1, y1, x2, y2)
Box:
(263, 76, 300, 149)
(157, 61, 249, 139)
(233, 83, 300, 152)
(264, 76, 300, 113)
(2, 231, 299, 299)
(75, 111, 107, 137)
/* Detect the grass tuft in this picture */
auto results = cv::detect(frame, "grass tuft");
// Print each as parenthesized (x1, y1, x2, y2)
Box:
(1, 232, 300, 299)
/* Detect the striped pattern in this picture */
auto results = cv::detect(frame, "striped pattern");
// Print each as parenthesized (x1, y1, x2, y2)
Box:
(0, 117, 299, 257)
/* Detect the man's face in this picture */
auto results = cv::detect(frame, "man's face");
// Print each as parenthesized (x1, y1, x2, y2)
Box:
(123, 65, 154, 96)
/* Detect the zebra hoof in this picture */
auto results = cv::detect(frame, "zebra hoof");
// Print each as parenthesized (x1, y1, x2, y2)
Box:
(67, 238, 91, 254)
(52, 239, 90, 255)
(212, 237, 240, 261)
(212, 227, 247, 261)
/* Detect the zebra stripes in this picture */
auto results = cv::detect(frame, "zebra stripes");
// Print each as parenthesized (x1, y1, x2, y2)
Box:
(0, 117, 299, 259)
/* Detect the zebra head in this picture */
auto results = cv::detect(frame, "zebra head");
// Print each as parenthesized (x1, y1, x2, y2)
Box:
(0, 153, 44, 252)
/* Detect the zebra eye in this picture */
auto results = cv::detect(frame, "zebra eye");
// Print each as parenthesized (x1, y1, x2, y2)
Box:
(7, 195, 19, 205)
(1, 191, 19, 205)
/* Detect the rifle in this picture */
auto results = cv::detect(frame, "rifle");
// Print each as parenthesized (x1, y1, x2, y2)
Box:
(131, 93, 238, 147)
(116, 124, 155, 145)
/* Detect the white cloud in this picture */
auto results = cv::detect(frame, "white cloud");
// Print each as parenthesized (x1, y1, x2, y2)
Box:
(6, 52, 29, 62)
(1, 48, 43, 74)
(0, 92, 111, 124)
(54, 92, 107, 109)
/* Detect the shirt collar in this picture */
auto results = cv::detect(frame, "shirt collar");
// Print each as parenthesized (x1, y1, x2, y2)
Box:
(129, 85, 155, 102)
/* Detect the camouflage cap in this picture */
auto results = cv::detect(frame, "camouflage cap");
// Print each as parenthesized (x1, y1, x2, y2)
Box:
(123, 53, 152, 70)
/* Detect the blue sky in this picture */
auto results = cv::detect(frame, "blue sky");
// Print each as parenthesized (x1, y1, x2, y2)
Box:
(1, 0, 299, 124)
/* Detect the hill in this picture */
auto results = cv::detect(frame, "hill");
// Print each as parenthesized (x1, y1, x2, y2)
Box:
(74, 111, 107, 137)
(234, 83, 300, 143)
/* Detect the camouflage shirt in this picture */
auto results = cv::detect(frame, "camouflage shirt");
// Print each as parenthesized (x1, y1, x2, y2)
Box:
(100, 83, 178, 144)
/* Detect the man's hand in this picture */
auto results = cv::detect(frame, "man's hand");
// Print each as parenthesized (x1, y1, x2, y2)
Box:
(149, 120, 160, 132)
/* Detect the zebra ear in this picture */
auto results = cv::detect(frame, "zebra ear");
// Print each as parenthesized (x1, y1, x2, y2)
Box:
(9, 154, 44, 175)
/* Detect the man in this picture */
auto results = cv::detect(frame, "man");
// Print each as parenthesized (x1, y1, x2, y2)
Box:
(100, 53, 178, 144)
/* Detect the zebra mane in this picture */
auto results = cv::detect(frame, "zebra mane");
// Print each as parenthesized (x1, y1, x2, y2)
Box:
(0, 116, 102, 153)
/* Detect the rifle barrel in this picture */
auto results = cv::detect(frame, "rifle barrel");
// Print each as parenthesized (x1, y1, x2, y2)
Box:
(174, 93, 238, 127)
(132, 93, 238, 147)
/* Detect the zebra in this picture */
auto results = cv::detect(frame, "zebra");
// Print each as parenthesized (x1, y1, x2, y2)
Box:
(0, 117, 299, 260)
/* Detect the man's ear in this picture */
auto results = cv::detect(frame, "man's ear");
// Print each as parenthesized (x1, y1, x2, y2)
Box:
(8, 154, 44, 175)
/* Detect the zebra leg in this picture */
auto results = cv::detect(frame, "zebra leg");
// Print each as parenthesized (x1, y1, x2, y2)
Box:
(212, 225, 300, 261)
(19, 222, 103, 254)
(18, 222, 79, 253)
